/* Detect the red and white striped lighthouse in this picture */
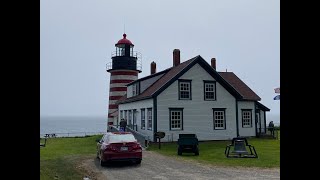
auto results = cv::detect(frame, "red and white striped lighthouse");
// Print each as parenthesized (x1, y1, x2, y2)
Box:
(106, 34, 142, 125)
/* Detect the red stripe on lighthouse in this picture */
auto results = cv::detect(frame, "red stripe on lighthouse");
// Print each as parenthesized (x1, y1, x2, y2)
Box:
(109, 104, 118, 109)
(110, 79, 134, 84)
(111, 71, 138, 76)
(109, 96, 123, 100)
(110, 87, 127, 91)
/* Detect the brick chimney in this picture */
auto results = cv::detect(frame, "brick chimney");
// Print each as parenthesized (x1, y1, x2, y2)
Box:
(211, 58, 216, 70)
(173, 49, 180, 67)
(151, 61, 156, 75)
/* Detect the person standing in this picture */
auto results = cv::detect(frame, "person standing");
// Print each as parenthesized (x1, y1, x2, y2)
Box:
(268, 121, 275, 137)
(120, 118, 127, 132)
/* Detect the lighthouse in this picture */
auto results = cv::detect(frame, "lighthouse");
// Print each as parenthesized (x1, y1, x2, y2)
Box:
(106, 34, 142, 126)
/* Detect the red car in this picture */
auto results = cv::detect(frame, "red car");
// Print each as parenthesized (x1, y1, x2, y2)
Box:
(96, 132, 142, 166)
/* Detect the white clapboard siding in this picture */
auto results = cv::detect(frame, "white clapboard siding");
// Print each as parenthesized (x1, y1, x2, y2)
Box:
(237, 101, 256, 137)
(157, 63, 237, 141)
(127, 85, 133, 97)
(118, 98, 154, 140)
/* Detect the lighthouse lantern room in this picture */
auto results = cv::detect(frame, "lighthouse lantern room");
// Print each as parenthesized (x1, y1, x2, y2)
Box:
(106, 34, 142, 126)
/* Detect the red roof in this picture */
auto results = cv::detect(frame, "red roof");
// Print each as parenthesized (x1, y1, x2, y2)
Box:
(115, 34, 134, 46)
(118, 55, 261, 103)
(119, 56, 197, 103)
(218, 72, 261, 101)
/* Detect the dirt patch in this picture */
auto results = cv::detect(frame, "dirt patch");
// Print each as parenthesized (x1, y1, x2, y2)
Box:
(77, 157, 107, 180)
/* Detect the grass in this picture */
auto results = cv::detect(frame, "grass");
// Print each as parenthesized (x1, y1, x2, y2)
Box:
(147, 138, 280, 168)
(40, 135, 279, 179)
(40, 135, 103, 180)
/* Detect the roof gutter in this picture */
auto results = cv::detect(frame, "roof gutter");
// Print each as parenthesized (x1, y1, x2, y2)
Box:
(117, 96, 152, 104)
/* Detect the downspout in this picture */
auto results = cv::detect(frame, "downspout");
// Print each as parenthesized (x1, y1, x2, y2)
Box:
(153, 97, 157, 142)
(236, 100, 239, 137)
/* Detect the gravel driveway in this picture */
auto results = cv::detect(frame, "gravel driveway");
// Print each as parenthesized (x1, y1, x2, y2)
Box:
(82, 150, 280, 180)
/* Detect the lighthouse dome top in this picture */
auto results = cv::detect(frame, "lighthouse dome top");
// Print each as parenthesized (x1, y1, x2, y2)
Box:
(115, 34, 134, 46)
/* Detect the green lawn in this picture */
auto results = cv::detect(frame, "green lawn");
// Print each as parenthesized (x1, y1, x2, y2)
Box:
(147, 138, 280, 168)
(40, 135, 103, 180)
(40, 135, 279, 179)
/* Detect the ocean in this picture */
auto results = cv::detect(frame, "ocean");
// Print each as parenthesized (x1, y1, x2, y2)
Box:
(40, 116, 108, 137)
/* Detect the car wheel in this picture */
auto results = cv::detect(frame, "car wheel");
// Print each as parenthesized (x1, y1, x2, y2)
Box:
(135, 159, 142, 164)
(178, 146, 183, 155)
(100, 158, 106, 166)
(99, 151, 106, 166)
(195, 147, 199, 156)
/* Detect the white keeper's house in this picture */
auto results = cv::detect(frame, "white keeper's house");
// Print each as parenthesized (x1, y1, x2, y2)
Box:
(115, 49, 270, 142)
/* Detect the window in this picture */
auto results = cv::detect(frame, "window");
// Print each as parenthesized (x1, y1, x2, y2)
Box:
(147, 108, 152, 130)
(133, 109, 137, 125)
(132, 83, 139, 96)
(242, 110, 252, 127)
(141, 108, 145, 129)
(169, 108, 183, 130)
(120, 47, 125, 56)
(179, 80, 192, 100)
(128, 110, 132, 125)
(213, 108, 226, 130)
(120, 110, 123, 119)
(132, 84, 136, 96)
(124, 110, 127, 121)
(204, 81, 216, 100)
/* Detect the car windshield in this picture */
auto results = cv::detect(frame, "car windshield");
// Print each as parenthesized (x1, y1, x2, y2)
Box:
(108, 134, 136, 143)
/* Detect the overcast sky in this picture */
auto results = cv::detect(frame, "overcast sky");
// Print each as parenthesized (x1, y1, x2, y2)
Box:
(40, 0, 280, 118)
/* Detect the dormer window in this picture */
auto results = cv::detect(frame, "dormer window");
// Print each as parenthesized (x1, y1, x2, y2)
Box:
(132, 84, 136, 96)
(132, 83, 139, 96)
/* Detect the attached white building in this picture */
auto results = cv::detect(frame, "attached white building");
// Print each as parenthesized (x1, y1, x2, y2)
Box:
(117, 49, 270, 142)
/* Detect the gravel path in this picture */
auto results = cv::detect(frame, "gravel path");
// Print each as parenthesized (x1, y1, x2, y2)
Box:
(83, 150, 280, 180)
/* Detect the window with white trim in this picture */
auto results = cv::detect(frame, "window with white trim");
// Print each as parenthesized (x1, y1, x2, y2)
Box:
(133, 109, 137, 125)
(169, 108, 183, 130)
(124, 110, 127, 121)
(141, 108, 145, 129)
(120, 110, 123, 119)
(242, 110, 252, 127)
(147, 108, 152, 130)
(132, 84, 136, 96)
(179, 80, 192, 100)
(204, 81, 216, 100)
(128, 110, 132, 125)
(132, 83, 139, 96)
(213, 108, 226, 130)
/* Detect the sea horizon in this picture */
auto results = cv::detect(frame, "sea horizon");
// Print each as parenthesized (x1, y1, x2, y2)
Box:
(40, 116, 108, 136)
(40, 113, 279, 136)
